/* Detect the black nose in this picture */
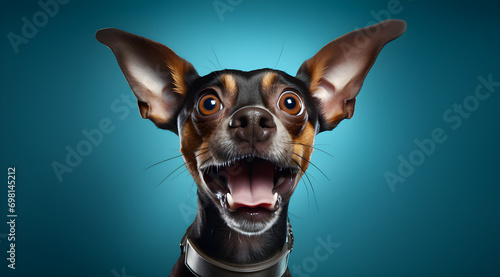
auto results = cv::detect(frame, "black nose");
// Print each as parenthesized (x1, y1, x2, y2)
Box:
(229, 107, 277, 146)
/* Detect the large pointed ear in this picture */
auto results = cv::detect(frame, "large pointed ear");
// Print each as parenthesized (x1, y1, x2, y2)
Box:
(96, 28, 198, 133)
(297, 19, 406, 132)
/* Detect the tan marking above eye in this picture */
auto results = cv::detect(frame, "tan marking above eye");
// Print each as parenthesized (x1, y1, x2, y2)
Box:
(261, 72, 278, 93)
(197, 92, 222, 116)
(278, 91, 303, 115)
(219, 74, 237, 96)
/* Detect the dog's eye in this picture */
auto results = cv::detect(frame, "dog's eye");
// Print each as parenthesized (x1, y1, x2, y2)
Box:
(278, 91, 303, 115)
(197, 93, 222, 116)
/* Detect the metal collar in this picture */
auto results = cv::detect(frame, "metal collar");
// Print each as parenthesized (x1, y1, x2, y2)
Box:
(180, 221, 293, 277)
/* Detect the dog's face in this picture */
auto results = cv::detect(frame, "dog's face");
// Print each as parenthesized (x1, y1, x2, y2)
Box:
(96, 19, 405, 235)
(177, 69, 317, 235)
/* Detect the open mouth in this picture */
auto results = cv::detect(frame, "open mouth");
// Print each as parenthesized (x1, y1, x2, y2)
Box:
(202, 156, 299, 213)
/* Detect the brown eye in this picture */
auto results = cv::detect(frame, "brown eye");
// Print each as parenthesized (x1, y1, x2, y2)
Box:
(278, 91, 303, 115)
(197, 93, 222, 116)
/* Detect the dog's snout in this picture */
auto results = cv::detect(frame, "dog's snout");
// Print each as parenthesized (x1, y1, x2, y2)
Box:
(229, 107, 276, 144)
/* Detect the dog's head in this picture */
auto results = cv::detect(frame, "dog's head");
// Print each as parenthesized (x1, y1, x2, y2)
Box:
(96, 20, 405, 235)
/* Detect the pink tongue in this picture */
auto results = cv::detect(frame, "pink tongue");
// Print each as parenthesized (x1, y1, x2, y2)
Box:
(225, 160, 275, 208)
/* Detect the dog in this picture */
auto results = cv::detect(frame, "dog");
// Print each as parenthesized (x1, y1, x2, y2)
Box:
(96, 19, 406, 276)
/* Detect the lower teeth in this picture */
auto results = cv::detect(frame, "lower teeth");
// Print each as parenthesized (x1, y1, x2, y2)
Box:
(225, 192, 280, 210)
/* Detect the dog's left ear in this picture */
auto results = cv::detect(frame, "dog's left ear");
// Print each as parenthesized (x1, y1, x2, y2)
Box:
(96, 28, 198, 133)
(297, 19, 406, 132)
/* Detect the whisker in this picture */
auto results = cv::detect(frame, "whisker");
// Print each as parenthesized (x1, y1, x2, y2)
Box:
(287, 211, 303, 220)
(145, 147, 208, 170)
(206, 58, 218, 71)
(198, 156, 214, 169)
(287, 141, 334, 158)
(210, 43, 222, 70)
(156, 150, 209, 188)
(186, 179, 196, 205)
(293, 152, 330, 181)
(302, 171, 319, 211)
(302, 178, 310, 211)
(146, 154, 184, 170)
(202, 65, 216, 72)
(274, 41, 285, 69)
(156, 163, 185, 188)
(291, 159, 319, 212)
(172, 167, 190, 181)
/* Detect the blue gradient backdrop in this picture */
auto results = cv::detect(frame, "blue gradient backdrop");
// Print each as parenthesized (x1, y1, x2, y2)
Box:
(1, 0, 499, 276)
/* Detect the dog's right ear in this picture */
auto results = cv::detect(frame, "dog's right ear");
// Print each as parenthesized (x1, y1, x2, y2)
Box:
(96, 28, 198, 133)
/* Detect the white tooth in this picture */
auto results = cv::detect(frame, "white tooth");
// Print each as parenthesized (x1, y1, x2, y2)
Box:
(227, 193, 234, 208)
(273, 192, 278, 208)
(276, 177, 285, 186)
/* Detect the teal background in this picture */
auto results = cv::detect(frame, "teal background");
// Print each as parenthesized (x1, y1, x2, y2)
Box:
(1, 0, 499, 276)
